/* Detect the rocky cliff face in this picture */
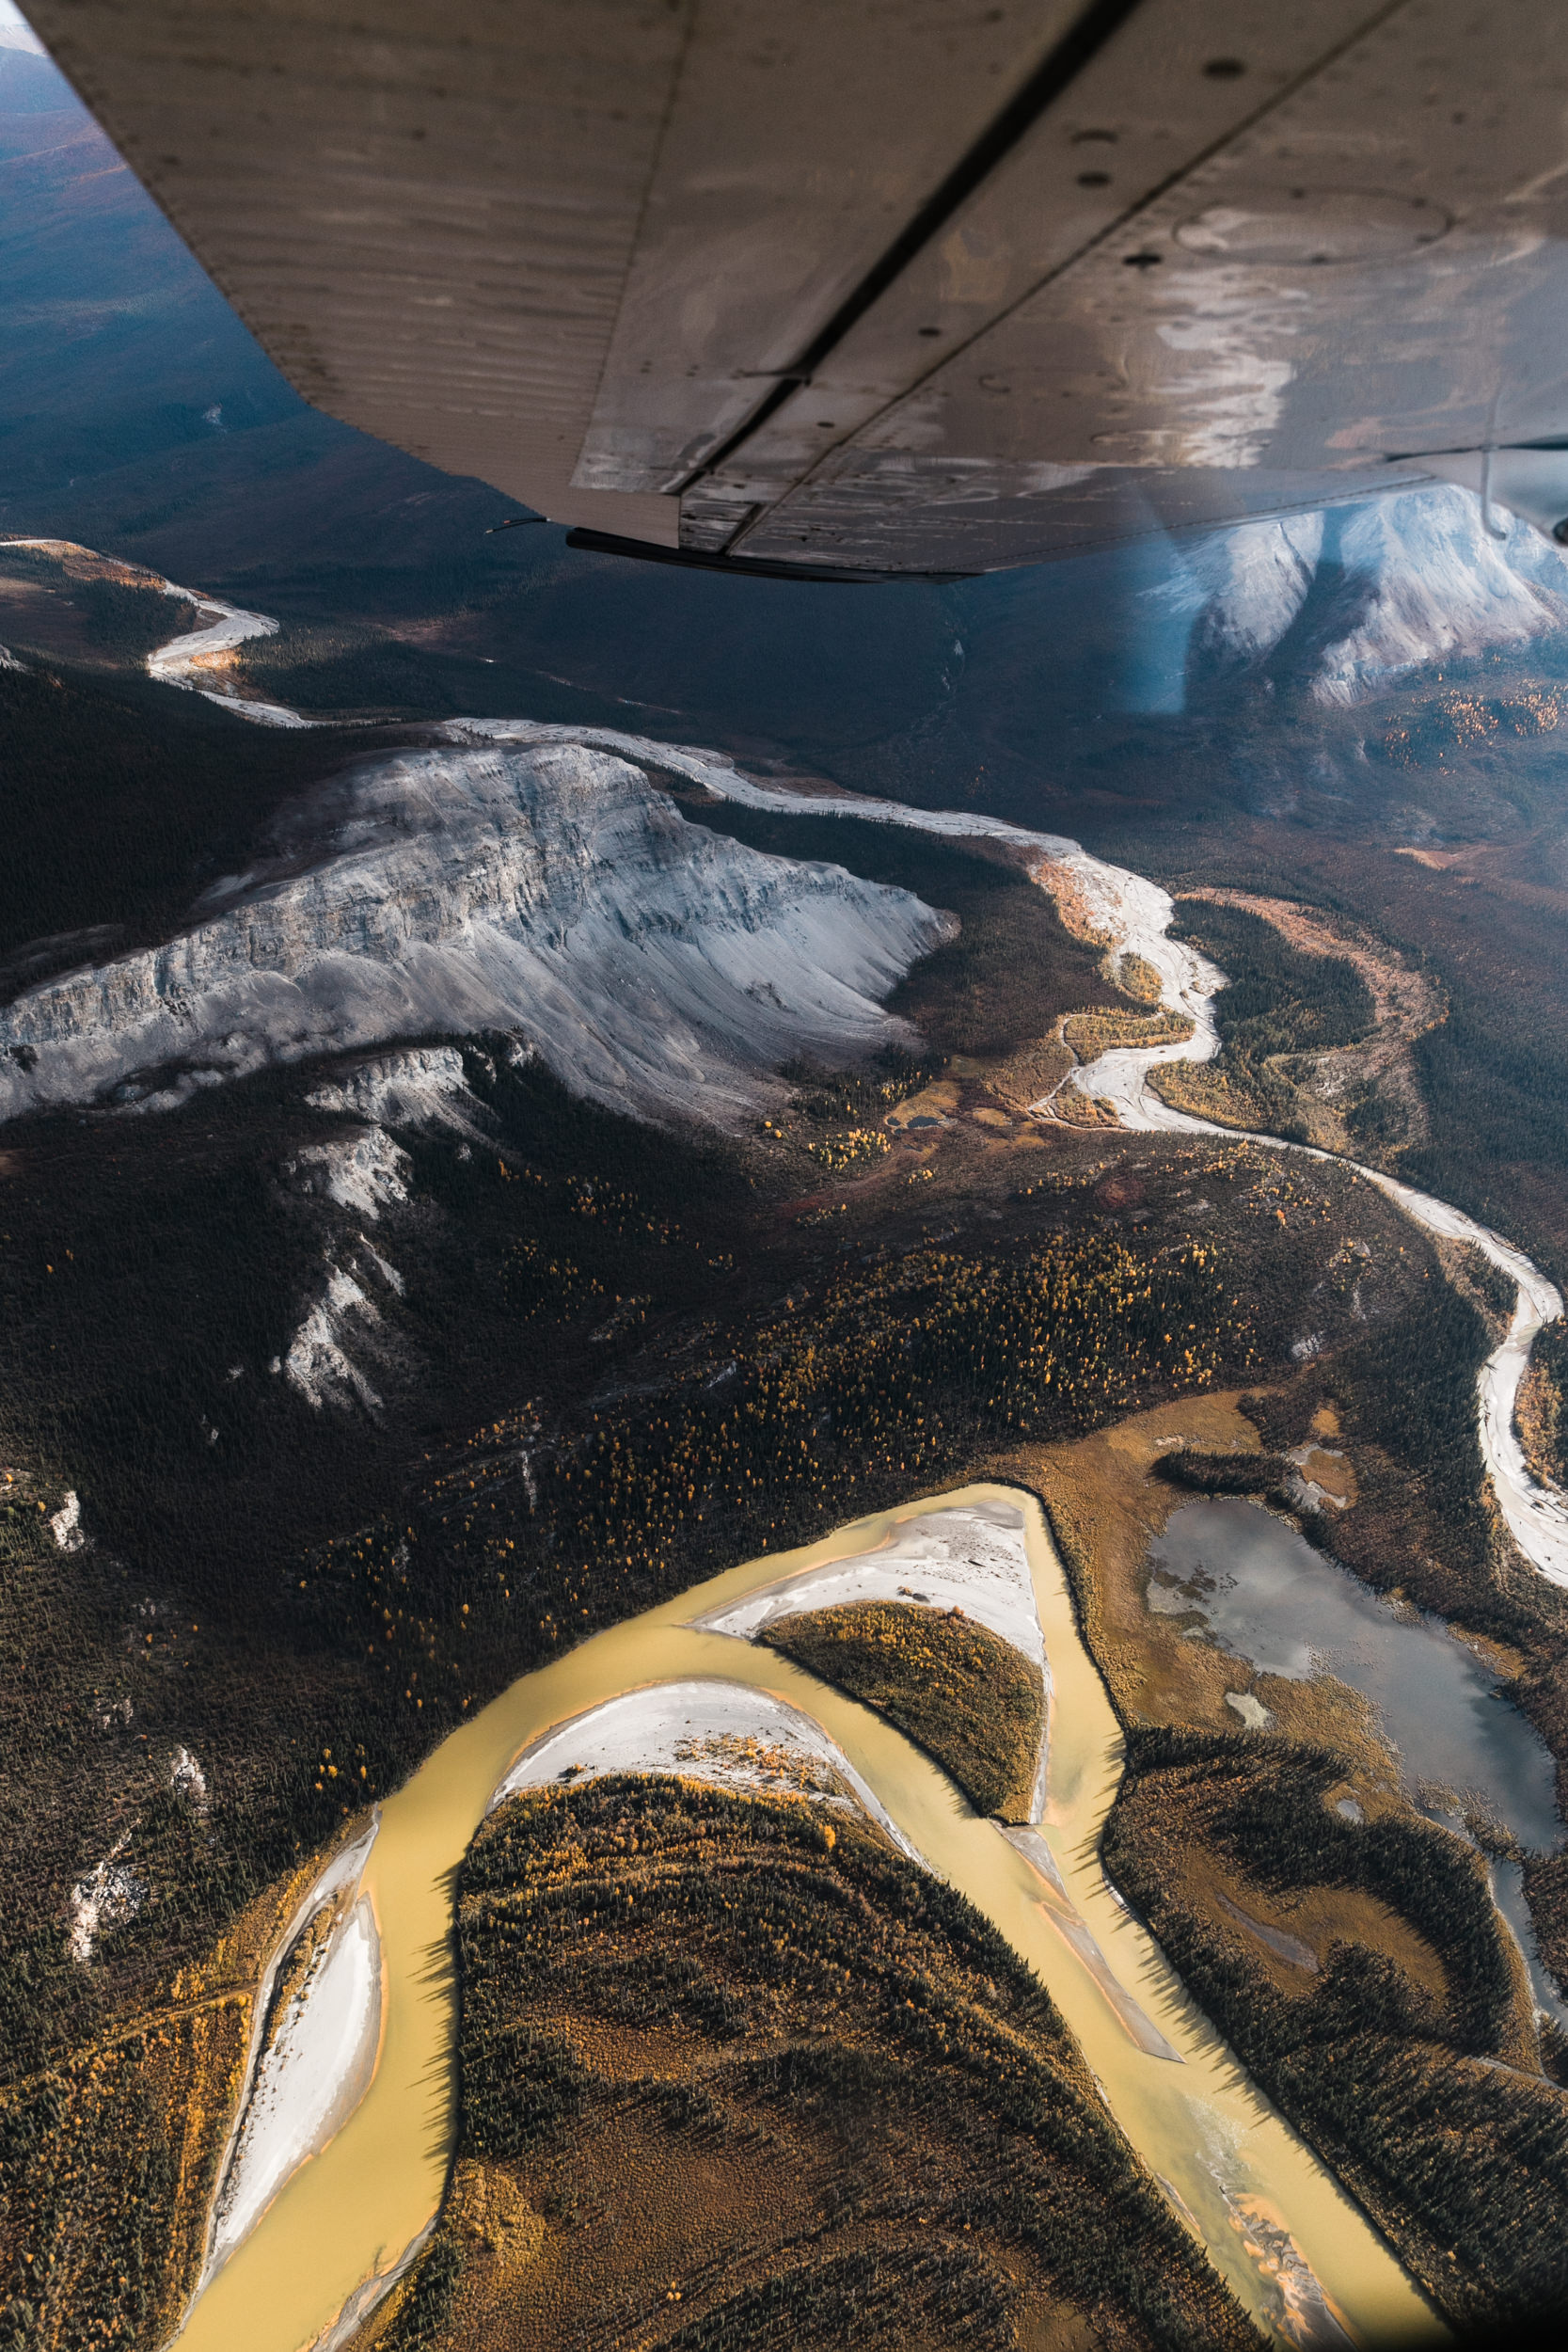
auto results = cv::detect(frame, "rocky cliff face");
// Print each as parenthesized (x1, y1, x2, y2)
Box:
(1165, 485, 1568, 706)
(0, 739, 950, 1128)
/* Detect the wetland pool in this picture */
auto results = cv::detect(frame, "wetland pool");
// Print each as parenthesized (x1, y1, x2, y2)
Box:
(1147, 1499, 1562, 1855)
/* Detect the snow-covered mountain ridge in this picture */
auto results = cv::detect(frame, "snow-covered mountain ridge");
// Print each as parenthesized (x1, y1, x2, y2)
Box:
(0, 739, 950, 1129)
(1164, 485, 1568, 705)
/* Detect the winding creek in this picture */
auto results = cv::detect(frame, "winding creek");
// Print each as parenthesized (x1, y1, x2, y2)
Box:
(175, 1489, 1440, 2352)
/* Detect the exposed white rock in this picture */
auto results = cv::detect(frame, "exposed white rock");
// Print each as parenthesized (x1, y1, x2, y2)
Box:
(356, 1238, 404, 1297)
(0, 740, 949, 1133)
(1161, 485, 1568, 705)
(284, 1263, 387, 1414)
(113, 1066, 230, 1115)
(68, 1832, 145, 1963)
(489, 1677, 921, 1862)
(284, 1130, 412, 1222)
(1225, 1693, 1274, 1732)
(305, 1044, 484, 1134)
(48, 1488, 86, 1550)
(171, 1744, 210, 1810)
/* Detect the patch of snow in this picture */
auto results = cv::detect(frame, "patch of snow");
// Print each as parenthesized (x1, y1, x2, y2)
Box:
(0, 740, 948, 1135)
(48, 1488, 86, 1550)
(0, 4, 44, 52)
(305, 1045, 485, 1134)
(68, 1833, 146, 1963)
(489, 1677, 921, 1863)
(284, 1130, 412, 1222)
(1166, 508, 1327, 673)
(200, 1820, 382, 2287)
(0, 642, 26, 672)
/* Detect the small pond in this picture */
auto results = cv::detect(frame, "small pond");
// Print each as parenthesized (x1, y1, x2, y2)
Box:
(1147, 1498, 1562, 1856)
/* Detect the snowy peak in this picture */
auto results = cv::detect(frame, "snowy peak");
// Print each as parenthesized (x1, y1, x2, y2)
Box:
(1166, 485, 1568, 706)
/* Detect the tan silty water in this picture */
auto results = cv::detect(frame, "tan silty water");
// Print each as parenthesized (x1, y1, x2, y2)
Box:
(172, 1486, 1442, 2351)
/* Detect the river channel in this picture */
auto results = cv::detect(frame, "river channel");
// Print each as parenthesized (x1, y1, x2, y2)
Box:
(175, 1485, 1439, 2352)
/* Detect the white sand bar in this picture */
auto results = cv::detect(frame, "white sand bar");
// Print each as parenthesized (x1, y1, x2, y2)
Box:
(488, 1676, 922, 1863)
(197, 1821, 384, 2293)
(692, 1498, 1045, 1666)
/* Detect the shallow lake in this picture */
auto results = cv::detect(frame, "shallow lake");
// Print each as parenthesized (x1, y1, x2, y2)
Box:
(1147, 1498, 1562, 1854)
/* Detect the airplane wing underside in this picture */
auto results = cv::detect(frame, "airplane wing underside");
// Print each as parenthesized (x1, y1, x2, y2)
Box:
(25, 0, 1568, 574)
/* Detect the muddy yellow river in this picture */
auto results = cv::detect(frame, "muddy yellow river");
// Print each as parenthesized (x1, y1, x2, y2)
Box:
(174, 1486, 1440, 2350)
